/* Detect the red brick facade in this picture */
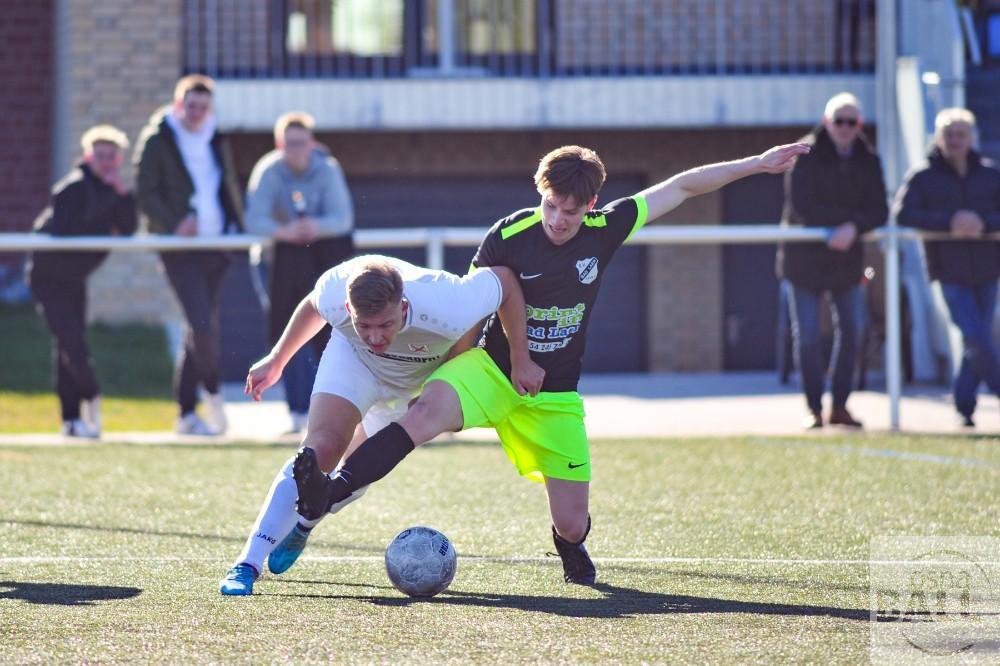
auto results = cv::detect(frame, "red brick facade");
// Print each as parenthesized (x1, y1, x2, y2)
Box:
(0, 1, 54, 232)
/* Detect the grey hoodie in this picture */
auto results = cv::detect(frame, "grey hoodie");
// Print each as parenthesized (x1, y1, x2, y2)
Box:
(245, 147, 353, 238)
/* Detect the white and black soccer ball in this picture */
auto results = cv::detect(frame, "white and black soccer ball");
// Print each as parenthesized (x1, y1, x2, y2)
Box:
(384, 526, 457, 598)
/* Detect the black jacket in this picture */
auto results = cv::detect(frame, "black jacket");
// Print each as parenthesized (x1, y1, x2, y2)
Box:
(27, 163, 137, 286)
(777, 127, 888, 292)
(133, 107, 243, 235)
(895, 147, 1000, 285)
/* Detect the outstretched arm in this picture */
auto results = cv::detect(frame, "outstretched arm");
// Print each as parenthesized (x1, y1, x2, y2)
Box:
(639, 143, 810, 221)
(245, 296, 326, 400)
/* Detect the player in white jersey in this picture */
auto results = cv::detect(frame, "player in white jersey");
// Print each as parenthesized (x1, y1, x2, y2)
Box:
(219, 254, 541, 595)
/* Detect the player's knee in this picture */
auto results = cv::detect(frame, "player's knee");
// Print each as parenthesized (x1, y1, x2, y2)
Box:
(400, 402, 453, 446)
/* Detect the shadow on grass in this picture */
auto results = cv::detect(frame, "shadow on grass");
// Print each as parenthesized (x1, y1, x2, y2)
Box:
(0, 580, 141, 606)
(276, 581, 882, 621)
(1, 518, 382, 554)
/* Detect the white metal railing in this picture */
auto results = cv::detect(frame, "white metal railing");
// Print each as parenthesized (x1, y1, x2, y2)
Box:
(0, 225, 977, 263)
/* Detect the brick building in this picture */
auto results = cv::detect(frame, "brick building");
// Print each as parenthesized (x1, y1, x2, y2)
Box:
(4, 0, 883, 377)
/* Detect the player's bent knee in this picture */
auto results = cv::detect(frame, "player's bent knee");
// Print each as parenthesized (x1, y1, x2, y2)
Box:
(399, 381, 463, 444)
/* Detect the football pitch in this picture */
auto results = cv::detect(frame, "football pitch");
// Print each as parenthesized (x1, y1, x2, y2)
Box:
(1, 434, 997, 663)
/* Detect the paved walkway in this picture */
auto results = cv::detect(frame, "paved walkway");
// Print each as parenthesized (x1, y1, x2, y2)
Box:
(3, 372, 995, 446)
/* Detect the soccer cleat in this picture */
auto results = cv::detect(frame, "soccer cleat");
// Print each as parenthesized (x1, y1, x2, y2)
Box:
(205, 392, 228, 434)
(219, 563, 259, 596)
(176, 412, 219, 436)
(551, 517, 597, 585)
(292, 446, 335, 521)
(61, 418, 99, 439)
(267, 524, 311, 574)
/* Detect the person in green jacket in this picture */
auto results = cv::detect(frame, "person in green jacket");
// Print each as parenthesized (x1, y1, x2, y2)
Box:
(134, 74, 244, 436)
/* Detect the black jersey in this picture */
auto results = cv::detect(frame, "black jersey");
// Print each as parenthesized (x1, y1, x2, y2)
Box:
(472, 195, 648, 392)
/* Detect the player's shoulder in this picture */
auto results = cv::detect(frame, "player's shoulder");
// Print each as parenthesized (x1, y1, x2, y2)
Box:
(582, 196, 641, 229)
(489, 206, 542, 241)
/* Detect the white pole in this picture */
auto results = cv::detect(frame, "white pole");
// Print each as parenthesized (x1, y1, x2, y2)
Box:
(877, 0, 902, 430)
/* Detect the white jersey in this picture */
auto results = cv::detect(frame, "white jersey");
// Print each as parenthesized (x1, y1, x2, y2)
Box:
(310, 254, 503, 392)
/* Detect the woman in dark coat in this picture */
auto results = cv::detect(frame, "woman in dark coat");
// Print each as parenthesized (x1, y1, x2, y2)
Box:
(27, 125, 137, 437)
(778, 93, 888, 429)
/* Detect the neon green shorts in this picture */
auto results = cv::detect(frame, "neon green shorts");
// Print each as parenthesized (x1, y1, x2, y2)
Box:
(426, 348, 589, 483)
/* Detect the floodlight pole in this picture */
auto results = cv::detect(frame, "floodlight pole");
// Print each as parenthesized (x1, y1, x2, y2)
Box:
(876, 0, 902, 431)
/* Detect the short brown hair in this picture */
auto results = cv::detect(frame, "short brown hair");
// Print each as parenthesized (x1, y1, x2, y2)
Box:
(347, 261, 404, 317)
(174, 74, 215, 102)
(534, 145, 606, 206)
(274, 111, 316, 144)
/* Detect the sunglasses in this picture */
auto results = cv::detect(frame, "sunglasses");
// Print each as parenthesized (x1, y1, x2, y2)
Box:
(833, 117, 859, 128)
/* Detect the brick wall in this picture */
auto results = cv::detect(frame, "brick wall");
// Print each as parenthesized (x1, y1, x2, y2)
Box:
(554, 0, 874, 72)
(0, 2, 53, 233)
(55, 0, 186, 324)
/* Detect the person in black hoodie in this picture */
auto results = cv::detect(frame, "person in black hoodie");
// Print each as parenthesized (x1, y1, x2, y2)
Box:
(896, 108, 1000, 427)
(27, 125, 137, 438)
(778, 93, 888, 429)
(134, 74, 244, 436)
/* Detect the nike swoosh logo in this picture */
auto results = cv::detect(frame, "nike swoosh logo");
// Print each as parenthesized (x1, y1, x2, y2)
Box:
(519, 272, 543, 280)
(567, 462, 588, 469)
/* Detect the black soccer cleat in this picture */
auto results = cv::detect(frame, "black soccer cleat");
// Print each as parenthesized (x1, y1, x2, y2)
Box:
(551, 516, 597, 585)
(292, 446, 334, 521)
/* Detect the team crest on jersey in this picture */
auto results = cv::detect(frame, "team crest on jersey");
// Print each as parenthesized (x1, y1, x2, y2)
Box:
(408, 343, 429, 353)
(575, 257, 598, 285)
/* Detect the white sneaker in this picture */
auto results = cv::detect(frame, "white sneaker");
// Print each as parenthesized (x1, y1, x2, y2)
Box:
(289, 412, 309, 434)
(62, 419, 99, 439)
(204, 393, 228, 434)
(81, 396, 102, 435)
(176, 412, 220, 436)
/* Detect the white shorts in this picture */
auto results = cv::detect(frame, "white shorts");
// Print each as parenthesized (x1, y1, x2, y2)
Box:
(312, 333, 416, 435)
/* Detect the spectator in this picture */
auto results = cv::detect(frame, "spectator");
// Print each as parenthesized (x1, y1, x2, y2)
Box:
(246, 112, 354, 433)
(134, 74, 244, 436)
(26, 125, 137, 438)
(778, 92, 888, 429)
(896, 108, 1000, 427)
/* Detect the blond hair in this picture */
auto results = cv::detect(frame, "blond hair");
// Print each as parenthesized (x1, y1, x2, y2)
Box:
(173, 73, 215, 102)
(274, 111, 316, 144)
(935, 107, 977, 135)
(534, 145, 606, 206)
(80, 124, 129, 153)
(347, 261, 404, 317)
(823, 92, 862, 119)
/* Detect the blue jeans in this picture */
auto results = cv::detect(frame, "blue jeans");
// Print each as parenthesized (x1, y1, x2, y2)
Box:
(282, 343, 320, 415)
(939, 281, 1000, 417)
(788, 284, 863, 413)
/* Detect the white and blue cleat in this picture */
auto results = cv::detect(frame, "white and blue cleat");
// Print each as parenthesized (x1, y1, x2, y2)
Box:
(219, 563, 259, 596)
(267, 525, 311, 575)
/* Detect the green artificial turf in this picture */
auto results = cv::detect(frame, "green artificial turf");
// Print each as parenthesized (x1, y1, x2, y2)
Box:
(1, 434, 996, 663)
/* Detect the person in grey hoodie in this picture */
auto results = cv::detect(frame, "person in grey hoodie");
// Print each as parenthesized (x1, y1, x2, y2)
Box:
(246, 111, 354, 432)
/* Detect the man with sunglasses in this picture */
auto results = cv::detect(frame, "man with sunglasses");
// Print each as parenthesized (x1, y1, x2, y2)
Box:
(778, 92, 888, 429)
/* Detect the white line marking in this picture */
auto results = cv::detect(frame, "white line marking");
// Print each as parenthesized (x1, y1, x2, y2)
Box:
(1, 556, 997, 566)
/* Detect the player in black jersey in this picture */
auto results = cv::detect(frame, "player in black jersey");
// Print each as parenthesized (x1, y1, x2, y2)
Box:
(293, 141, 809, 584)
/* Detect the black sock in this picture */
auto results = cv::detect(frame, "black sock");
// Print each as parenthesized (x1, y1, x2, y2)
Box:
(329, 422, 415, 504)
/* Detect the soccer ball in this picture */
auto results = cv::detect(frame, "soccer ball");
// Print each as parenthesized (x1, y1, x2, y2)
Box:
(384, 526, 457, 598)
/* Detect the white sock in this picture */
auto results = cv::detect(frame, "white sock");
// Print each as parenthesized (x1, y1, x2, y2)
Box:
(234, 457, 310, 572)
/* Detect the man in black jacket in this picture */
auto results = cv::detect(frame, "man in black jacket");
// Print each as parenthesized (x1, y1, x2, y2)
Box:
(27, 125, 137, 437)
(896, 108, 1000, 427)
(778, 93, 888, 429)
(134, 74, 244, 436)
